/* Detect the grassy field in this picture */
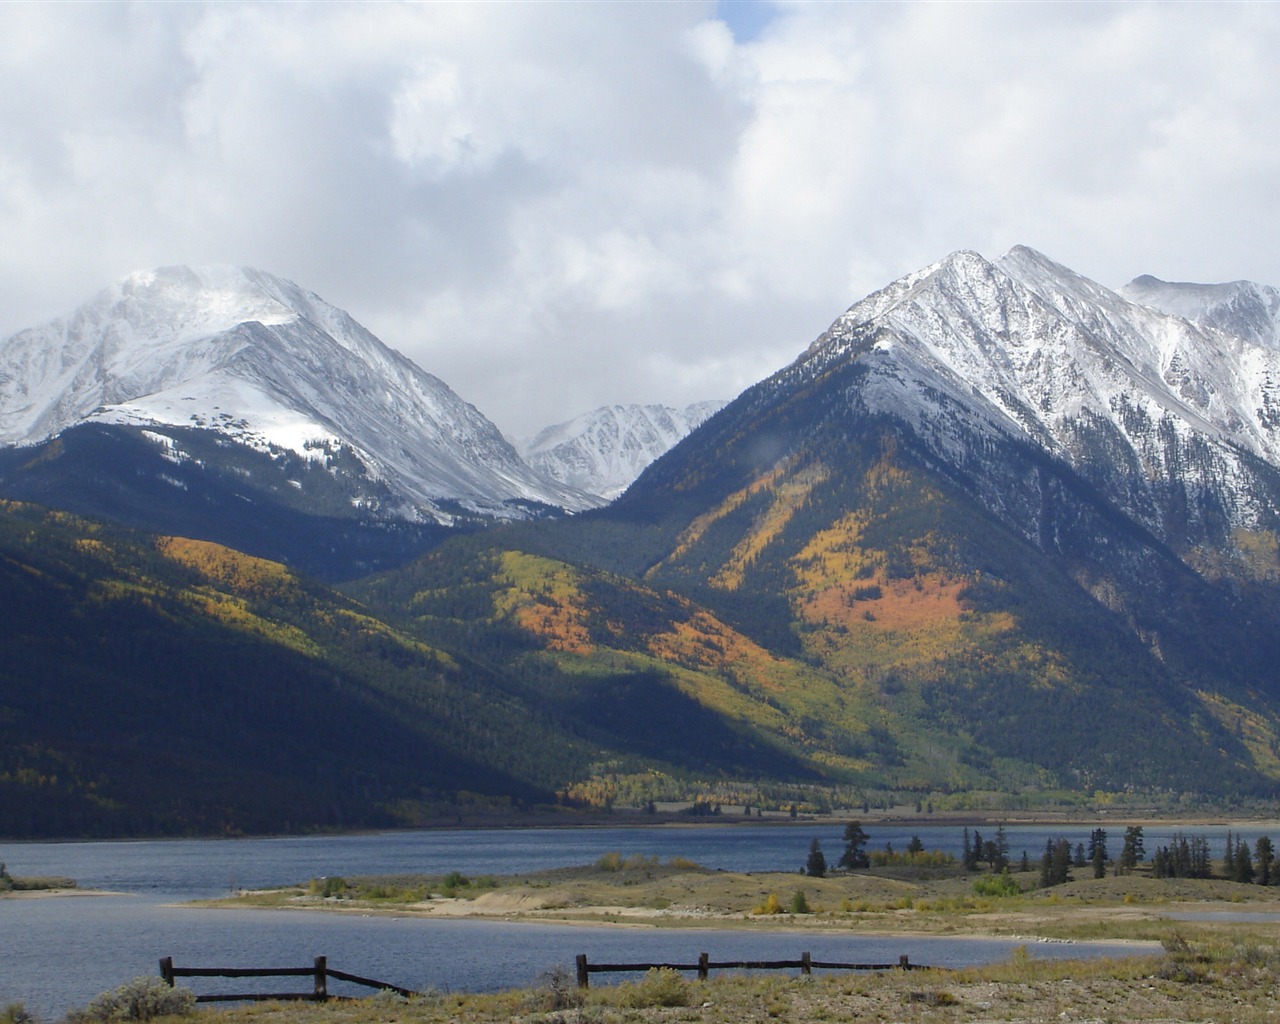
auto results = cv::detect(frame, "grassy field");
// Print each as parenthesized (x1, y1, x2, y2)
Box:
(203, 855, 1280, 941)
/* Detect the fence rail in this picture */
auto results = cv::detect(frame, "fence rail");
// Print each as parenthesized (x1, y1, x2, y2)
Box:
(574, 951, 935, 988)
(159, 950, 941, 1001)
(158, 956, 416, 1003)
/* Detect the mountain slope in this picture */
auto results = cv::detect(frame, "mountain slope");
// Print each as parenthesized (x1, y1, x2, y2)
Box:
(520, 402, 727, 501)
(1121, 274, 1280, 350)
(517, 246, 1280, 797)
(10, 245, 1280, 835)
(0, 266, 594, 523)
(2, 498, 855, 837)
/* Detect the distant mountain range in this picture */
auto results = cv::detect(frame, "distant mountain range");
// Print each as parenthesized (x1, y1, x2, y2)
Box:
(519, 402, 727, 501)
(5, 247, 1280, 837)
(0, 268, 715, 576)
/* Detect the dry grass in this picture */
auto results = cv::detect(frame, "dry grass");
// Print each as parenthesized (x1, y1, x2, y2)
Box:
(210, 864, 1280, 945)
(187, 932, 1280, 1024)
(173, 860, 1280, 1023)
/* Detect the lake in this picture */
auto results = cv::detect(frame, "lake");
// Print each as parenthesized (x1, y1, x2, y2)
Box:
(2, 820, 1263, 1018)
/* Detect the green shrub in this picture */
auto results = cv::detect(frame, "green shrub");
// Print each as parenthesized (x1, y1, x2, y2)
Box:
(790, 889, 812, 914)
(307, 876, 348, 898)
(72, 977, 195, 1022)
(616, 968, 690, 1008)
(973, 869, 1021, 897)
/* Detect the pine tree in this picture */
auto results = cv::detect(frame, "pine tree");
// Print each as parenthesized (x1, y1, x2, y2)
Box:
(1088, 828, 1108, 879)
(993, 825, 1010, 873)
(1234, 837, 1254, 884)
(1050, 838, 1073, 886)
(838, 821, 870, 870)
(1191, 835, 1211, 879)
(805, 837, 827, 878)
(1256, 836, 1274, 886)
(1039, 839, 1054, 889)
(1118, 826, 1144, 874)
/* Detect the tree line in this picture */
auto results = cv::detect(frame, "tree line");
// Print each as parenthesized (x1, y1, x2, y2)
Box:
(800, 823, 1280, 888)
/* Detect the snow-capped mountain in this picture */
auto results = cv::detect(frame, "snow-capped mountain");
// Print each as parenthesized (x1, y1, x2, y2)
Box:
(777, 245, 1280, 562)
(1120, 274, 1280, 351)
(521, 402, 726, 501)
(0, 266, 594, 523)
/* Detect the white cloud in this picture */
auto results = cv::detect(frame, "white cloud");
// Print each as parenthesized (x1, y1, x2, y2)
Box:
(2, 1, 1280, 437)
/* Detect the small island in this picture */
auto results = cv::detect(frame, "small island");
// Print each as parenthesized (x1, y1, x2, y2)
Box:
(0, 861, 79, 895)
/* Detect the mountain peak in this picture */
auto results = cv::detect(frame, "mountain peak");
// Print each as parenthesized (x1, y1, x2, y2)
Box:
(0, 266, 594, 522)
(521, 401, 727, 501)
(1120, 273, 1280, 350)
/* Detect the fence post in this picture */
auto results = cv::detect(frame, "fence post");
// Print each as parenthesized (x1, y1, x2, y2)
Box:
(697, 952, 709, 981)
(314, 956, 328, 1000)
(158, 957, 174, 987)
(576, 954, 590, 989)
(898, 955, 910, 970)
(801, 951, 811, 976)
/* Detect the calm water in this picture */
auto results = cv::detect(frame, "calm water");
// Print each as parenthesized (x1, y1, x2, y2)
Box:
(2, 821, 1262, 1019)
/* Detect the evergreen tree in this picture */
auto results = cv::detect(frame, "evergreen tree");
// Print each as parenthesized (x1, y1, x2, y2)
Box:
(1191, 835, 1212, 878)
(1019, 850, 1030, 873)
(962, 828, 974, 871)
(1074, 842, 1086, 868)
(1088, 828, 1108, 879)
(1175, 836, 1191, 877)
(805, 837, 827, 878)
(906, 835, 925, 854)
(1118, 826, 1144, 874)
(992, 825, 1010, 873)
(1234, 837, 1254, 884)
(1039, 837, 1074, 887)
(1224, 830, 1236, 879)
(838, 821, 870, 870)
(1256, 836, 1274, 887)
(1038, 840, 1054, 888)
(1052, 838, 1073, 886)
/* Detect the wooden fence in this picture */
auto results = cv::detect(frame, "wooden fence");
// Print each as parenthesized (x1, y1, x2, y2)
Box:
(158, 956, 416, 1003)
(574, 951, 934, 988)
(159, 950, 941, 1001)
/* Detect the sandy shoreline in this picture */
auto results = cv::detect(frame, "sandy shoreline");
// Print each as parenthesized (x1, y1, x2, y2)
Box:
(185, 884, 1230, 952)
(1, 887, 120, 899)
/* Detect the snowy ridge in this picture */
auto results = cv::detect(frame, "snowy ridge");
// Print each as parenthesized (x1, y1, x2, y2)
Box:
(0, 266, 595, 522)
(786, 246, 1280, 550)
(521, 401, 726, 501)
(1120, 274, 1280, 351)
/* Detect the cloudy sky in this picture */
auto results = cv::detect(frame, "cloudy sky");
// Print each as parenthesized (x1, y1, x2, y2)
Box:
(3, 1, 1280, 438)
